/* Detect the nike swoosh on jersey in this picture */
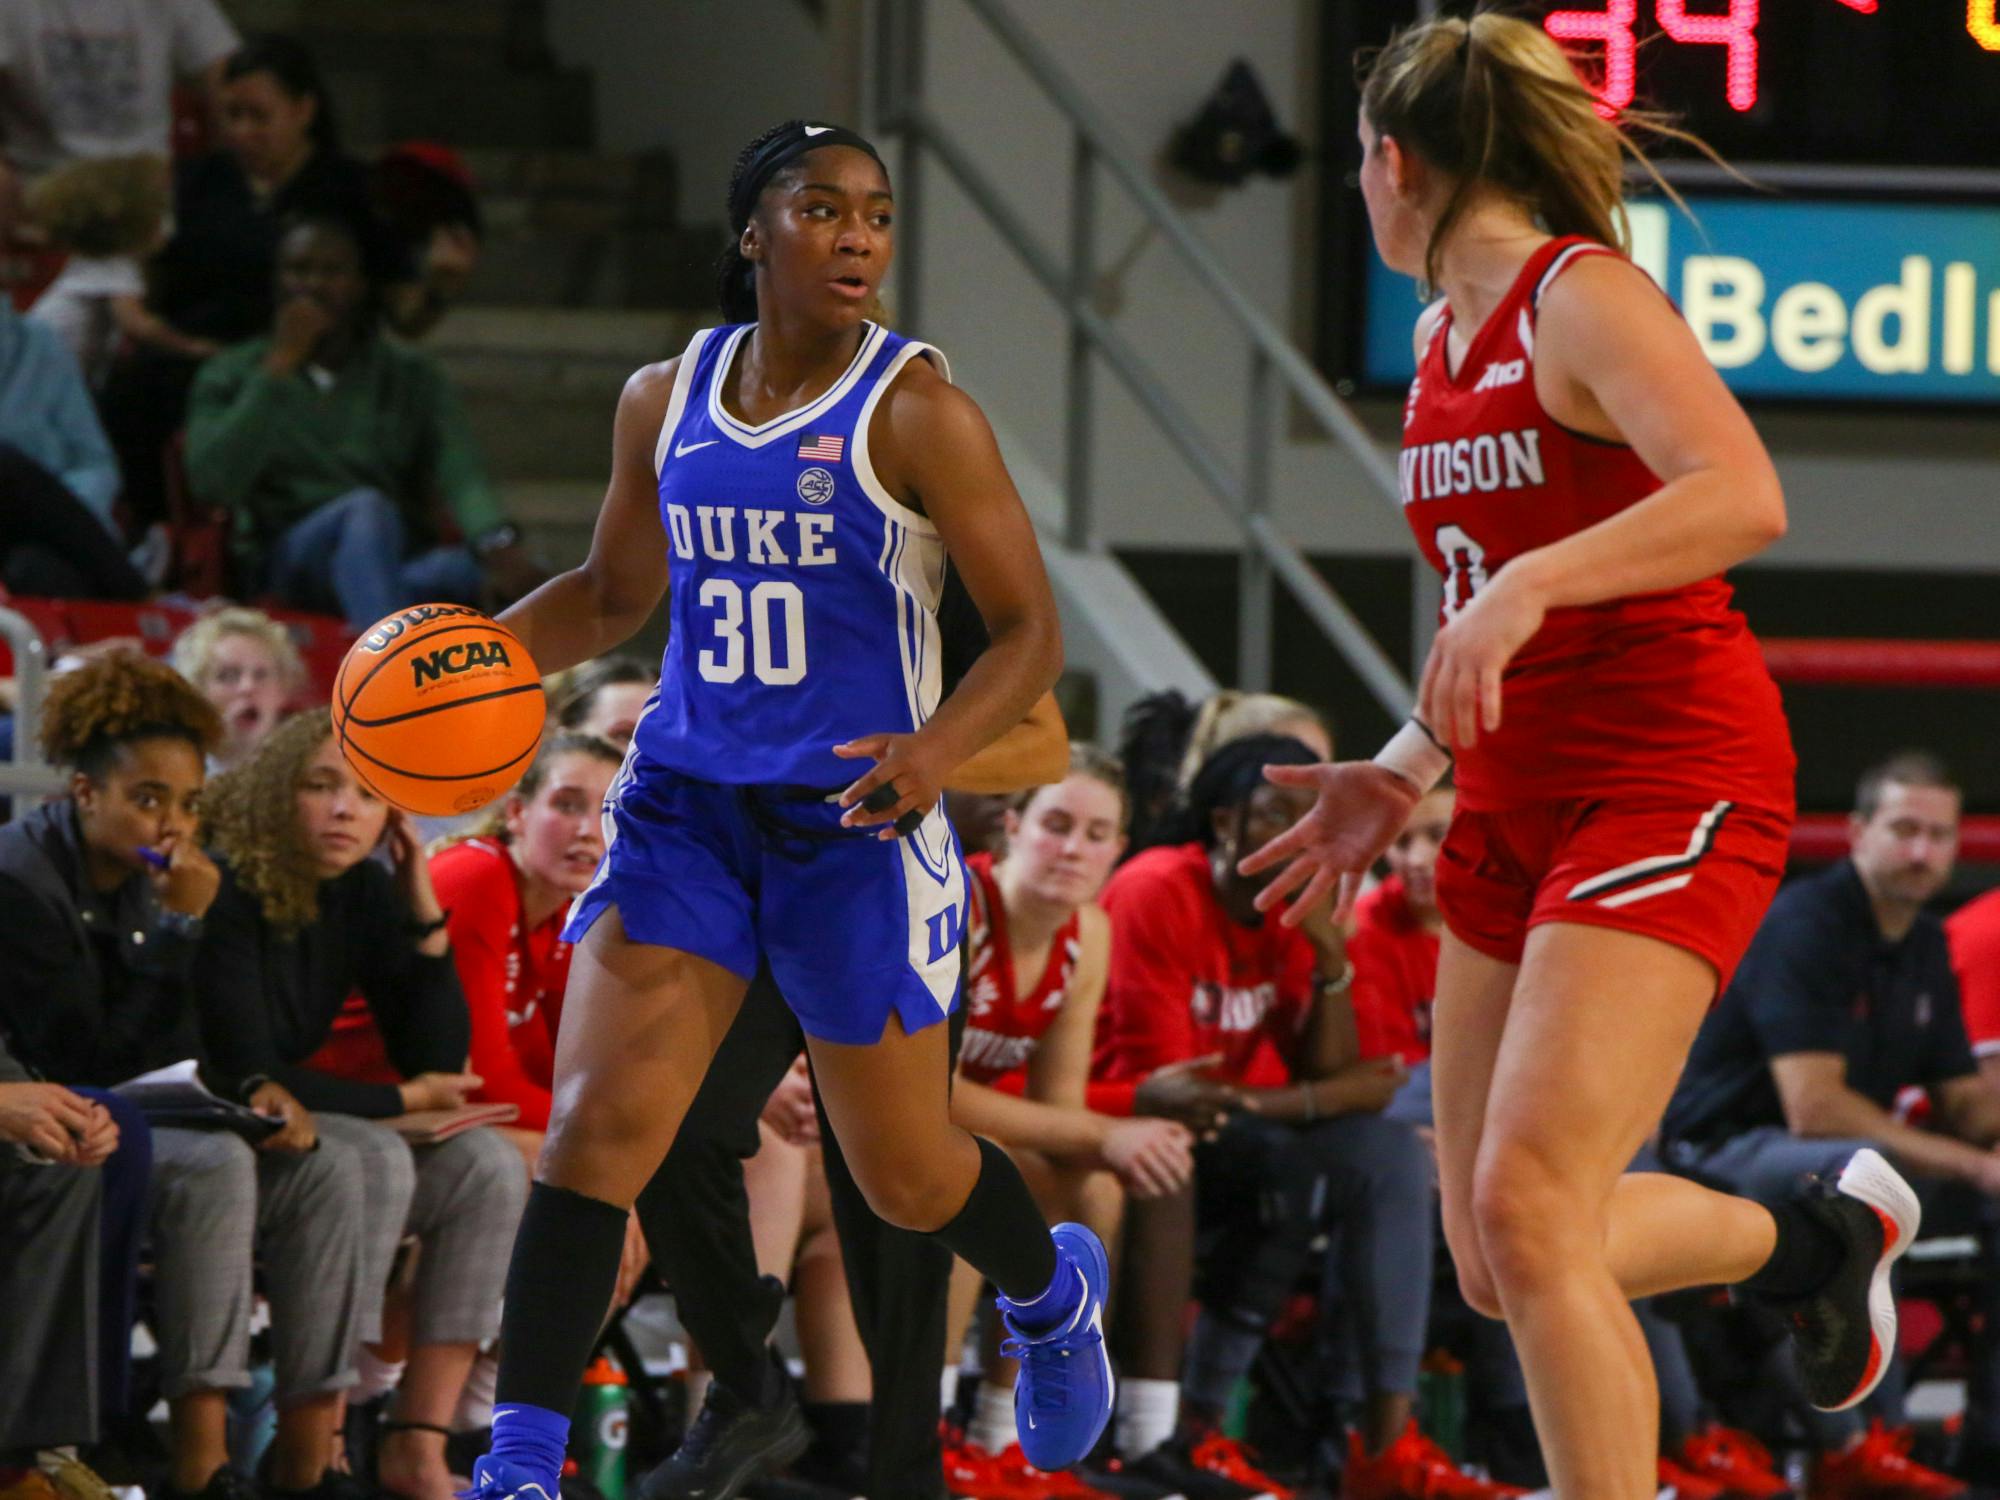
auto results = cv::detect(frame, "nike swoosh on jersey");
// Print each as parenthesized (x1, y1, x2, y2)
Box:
(674, 438, 720, 457)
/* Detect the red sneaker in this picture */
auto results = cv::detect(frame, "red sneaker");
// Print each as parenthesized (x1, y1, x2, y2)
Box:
(1345, 1421, 1530, 1500)
(1187, 1434, 1293, 1500)
(989, 1443, 1117, 1499)
(1678, 1424, 1792, 1499)
(1811, 1421, 1967, 1500)
(944, 1442, 1030, 1500)
(1661, 1454, 1729, 1500)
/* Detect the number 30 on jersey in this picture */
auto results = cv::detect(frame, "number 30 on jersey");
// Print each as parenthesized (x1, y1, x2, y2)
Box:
(697, 578, 808, 685)
(1434, 523, 1489, 619)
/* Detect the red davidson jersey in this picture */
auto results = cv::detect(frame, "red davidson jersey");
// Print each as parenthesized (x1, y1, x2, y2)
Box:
(958, 851, 1084, 1085)
(1399, 236, 1794, 814)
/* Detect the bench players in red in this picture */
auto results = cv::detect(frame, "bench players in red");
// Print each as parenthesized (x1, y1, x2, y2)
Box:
(1242, 14, 1920, 1499)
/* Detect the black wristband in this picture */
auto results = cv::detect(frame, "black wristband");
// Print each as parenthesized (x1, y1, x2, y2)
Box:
(1411, 715, 1453, 757)
(408, 912, 450, 938)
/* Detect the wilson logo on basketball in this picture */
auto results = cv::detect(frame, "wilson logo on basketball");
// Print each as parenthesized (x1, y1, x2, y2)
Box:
(361, 603, 484, 654)
(411, 639, 515, 686)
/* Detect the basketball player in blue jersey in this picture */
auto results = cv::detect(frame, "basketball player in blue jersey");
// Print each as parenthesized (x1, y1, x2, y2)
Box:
(463, 121, 1112, 1500)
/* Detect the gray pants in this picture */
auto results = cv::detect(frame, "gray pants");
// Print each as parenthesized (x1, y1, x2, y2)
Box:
(1190, 1110, 1435, 1406)
(1674, 1126, 2000, 1448)
(149, 1126, 368, 1403)
(0, 1154, 99, 1447)
(318, 1117, 525, 1349)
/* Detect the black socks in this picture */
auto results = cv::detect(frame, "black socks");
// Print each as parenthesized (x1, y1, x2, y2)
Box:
(496, 1181, 634, 1411)
(1742, 1196, 1847, 1300)
(932, 1136, 1059, 1303)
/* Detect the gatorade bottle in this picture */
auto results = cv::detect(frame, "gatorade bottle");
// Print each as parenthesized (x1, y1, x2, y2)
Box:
(575, 1357, 631, 1500)
(1416, 1348, 1466, 1462)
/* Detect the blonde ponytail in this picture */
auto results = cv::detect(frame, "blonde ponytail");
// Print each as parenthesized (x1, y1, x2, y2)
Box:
(1360, 11, 1722, 291)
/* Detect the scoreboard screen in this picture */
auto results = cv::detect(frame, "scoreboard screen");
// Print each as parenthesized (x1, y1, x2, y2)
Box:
(1542, 2, 2000, 168)
(1316, 2, 2000, 403)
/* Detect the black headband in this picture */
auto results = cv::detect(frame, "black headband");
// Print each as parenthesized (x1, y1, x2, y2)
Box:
(728, 122, 887, 233)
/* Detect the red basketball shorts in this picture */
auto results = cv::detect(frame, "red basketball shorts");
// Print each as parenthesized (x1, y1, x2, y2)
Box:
(1434, 796, 1792, 989)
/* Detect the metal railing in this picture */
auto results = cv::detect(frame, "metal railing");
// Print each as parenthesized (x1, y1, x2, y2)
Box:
(0, 606, 64, 801)
(869, 0, 1416, 717)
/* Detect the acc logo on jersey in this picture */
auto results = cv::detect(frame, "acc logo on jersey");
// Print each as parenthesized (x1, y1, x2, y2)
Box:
(797, 467, 835, 506)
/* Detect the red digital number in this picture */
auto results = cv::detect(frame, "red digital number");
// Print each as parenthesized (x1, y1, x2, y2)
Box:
(1544, 0, 1639, 117)
(1655, 0, 1759, 111)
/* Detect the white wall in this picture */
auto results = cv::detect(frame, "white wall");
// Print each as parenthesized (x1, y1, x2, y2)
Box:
(557, 0, 2000, 575)
(543, 0, 830, 224)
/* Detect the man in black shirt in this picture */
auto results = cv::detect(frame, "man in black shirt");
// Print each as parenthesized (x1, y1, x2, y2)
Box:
(1664, 752, 2000, 1477)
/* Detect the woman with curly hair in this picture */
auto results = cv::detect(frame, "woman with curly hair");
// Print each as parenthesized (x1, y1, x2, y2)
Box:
(196, 710, 527, 1500)
(0, 653, 370, 1500)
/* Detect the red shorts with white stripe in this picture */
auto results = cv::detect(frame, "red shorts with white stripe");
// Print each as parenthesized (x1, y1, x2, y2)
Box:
(1435, 796, 1793, 990)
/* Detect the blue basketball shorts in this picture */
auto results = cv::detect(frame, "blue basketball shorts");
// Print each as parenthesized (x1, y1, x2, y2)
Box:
(564, 750, 967, 1045)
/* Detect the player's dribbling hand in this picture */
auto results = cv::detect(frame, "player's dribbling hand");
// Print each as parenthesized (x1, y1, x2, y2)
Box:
(1238, 762, 1420, 928)
(1416, 565, 1546, 752)
(834, 731, 950, 839)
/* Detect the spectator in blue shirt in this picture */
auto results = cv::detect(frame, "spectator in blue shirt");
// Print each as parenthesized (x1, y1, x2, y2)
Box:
(0, 296, 145, 599)
(1664, 750, 2000, 1485)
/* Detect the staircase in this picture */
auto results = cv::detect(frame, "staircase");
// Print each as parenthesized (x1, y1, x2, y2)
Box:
(220, 0, 726, 659)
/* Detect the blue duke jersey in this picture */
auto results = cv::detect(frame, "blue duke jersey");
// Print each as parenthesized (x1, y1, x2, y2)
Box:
(565, 320, 968, 1044)
(637, 320, 950, 789)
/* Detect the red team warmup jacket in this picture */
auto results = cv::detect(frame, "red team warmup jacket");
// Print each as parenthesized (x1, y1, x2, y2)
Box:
(1347, 876, 1438, 1066)
(430, 837, 575, 1131)
(1094, 843, 1317, 1091)
(1949, 888, 2000, 1060)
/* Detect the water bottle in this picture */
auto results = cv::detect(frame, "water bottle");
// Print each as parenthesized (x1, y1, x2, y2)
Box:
(1416, 1349, 1466, 1462)
(574, 1357, 630, 1500)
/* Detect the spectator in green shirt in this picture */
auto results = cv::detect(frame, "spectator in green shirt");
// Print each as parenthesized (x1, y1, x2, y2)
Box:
(184, 214, 543, 629)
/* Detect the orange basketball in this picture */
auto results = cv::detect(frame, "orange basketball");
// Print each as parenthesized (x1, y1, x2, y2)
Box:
(332, 603, 545, 816)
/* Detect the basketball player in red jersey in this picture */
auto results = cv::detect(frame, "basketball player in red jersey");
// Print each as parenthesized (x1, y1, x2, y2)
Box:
(1241, 16, 1921, 1499)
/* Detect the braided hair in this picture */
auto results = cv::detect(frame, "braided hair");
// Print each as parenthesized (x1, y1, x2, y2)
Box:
(717, 119, 809, 323)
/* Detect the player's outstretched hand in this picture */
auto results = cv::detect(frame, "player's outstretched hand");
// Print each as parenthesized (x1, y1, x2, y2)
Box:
(1238, 761, 1421, 927)
(834, 731, 950, 839)
(1416, 566, 1545, 750)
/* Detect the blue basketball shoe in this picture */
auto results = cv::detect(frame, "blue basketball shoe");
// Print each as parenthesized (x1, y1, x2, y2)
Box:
(997, 1221, 1115, 1472)
(461, 1454, 561, 1500)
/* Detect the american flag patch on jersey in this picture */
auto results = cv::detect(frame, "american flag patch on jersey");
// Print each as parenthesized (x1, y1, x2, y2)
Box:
(796, 433, 845, 462)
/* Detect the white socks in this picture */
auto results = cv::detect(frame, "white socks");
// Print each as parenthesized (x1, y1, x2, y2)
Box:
(452, 1345, 499, 1430)
(940, 1366, 961, 1416)
(1114, 1377, 1180, 1459)
(967, 1383, 1017, 1456)
(353, 1350, 407, 1407)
